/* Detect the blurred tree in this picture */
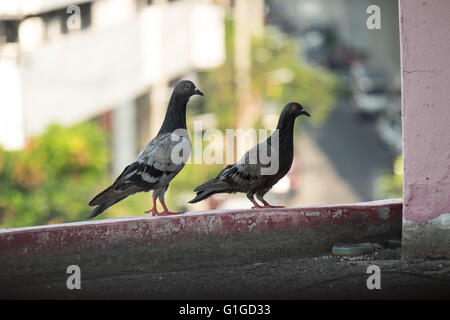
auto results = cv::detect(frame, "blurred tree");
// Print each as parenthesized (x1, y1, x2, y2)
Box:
(251, 27, 338, 125)
(375, 155, 403, 199)
(0, 122, 109, 227)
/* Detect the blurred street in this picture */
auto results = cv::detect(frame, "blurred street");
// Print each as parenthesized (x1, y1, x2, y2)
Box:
(304, 97, 395, 202)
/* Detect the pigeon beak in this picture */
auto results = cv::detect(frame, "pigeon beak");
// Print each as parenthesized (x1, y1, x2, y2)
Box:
(300, 110, 311, 117)
(194, 88, 204, 96)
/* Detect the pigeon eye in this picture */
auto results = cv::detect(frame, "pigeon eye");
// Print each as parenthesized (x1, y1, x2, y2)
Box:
(291, 105, 297, 112)
(184, 84, 190, 89)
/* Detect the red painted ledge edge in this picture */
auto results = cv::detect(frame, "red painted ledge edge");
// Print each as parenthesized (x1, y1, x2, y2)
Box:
(0, 199, 402, 259)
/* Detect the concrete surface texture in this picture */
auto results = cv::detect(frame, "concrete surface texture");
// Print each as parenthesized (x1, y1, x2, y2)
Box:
(400, 0, 450, 259)
(3, 246, 450, 299)
(0, 201, 403, 298)
(1, 200, 448, 299)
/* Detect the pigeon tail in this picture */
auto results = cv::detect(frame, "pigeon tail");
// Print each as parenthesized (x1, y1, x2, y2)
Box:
(88, 179, 141, 218)
(188, 178, 230, 203)
(188, 190, 221, 204)
(87, 196, 127, 219)
(89, 163, 143, 207)
(89, 184, 115, 206)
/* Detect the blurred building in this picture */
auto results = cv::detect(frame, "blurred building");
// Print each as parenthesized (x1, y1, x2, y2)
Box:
(0, 0, 225, 174)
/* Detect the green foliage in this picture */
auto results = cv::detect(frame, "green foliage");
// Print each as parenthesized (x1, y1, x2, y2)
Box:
(251, 27, 338, 125)
(375, 155, 403, 199)
(0, 122, 109, 227)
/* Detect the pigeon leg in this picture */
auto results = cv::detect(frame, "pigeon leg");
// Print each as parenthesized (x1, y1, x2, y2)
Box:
(157, 197, 183, 216)
(250, 199, 263, 209)
(257, 195, 285, 209)
(144, 195, 160, 215)
(247, 194, 263, 209)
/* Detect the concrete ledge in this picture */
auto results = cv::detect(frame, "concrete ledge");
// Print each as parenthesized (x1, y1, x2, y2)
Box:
(0, 199, 402, 292)
(402, 214, 450, 259)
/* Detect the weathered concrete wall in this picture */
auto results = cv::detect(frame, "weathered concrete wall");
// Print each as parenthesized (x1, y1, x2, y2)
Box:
(399, 0, 450, 259)
(0, 200, 401, 293)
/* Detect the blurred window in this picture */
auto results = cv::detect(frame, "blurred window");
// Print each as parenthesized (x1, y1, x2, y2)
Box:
(0, 20, 20, 43)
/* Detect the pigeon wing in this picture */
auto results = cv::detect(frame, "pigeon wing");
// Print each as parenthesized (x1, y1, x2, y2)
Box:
(189, 140, 278, 203)
(227, 137, 281, 179)
(90, 132, 190, 206)
(136, 132, 190, 185)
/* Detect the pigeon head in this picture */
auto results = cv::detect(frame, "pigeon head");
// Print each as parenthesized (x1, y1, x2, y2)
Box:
(276, 102, 310, 131)
(284, 102, 311, 119)
(173, 80, 204, 98)
(158, 80, 203, 135)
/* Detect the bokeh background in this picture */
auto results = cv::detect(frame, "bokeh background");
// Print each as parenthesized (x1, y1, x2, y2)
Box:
(0, 0, 401, 227)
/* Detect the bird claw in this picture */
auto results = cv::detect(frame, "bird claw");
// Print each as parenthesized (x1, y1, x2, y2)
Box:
(144, 208, 159, 216)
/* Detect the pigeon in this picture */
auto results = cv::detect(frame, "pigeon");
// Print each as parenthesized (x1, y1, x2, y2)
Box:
(188, 102, 310, 208)
(88, 80, 203, 218)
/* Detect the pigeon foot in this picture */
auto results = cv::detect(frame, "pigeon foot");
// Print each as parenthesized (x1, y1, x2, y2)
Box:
(157, 199, 183, 215)
(145, 196, 160, 215)
(144, 208, 160, 216)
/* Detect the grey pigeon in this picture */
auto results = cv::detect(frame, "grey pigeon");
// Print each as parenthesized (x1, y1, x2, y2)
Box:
(88, 80, 203, 218)
(189, 102, 310, 208)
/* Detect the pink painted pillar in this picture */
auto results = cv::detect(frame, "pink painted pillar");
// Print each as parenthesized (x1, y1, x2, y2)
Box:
(400, 0, 450, 259)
